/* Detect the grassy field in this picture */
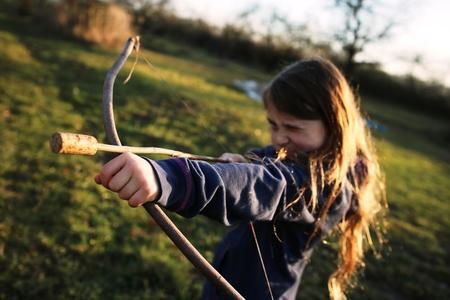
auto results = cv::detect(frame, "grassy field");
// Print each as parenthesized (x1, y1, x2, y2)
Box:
(1, 5, 449, 300)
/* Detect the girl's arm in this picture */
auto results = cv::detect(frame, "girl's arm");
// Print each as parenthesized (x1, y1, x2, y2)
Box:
(146, 154, 308, 225)
(95, 152, 354, 233)
(95, 152, 308, 225)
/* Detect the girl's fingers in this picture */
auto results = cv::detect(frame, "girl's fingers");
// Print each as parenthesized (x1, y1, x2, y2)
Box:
(95, 153, 158, 207)
(118, 178, 140, 200)
(219, 153, 233, 161)
(128, 189, 150, 207)
(100, 153, 129, 186)
(94, 174, 102, 184)
(108, 165, 132, 192)
(219, 153, 246, 163)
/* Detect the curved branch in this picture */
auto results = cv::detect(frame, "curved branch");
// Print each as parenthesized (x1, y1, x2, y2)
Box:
(102, 37, 244, 300)
(103, 37, 137, 145)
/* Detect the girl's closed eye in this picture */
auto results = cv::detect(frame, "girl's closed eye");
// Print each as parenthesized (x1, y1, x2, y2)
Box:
(267, 119, 278, 130)
(285, 124, 303, 131)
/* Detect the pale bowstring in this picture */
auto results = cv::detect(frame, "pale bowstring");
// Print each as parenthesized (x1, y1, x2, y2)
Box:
(141, 52, 230, 155)
(123, 44, 234, 159)
(123, 38, 140, 84)
(247, 147, 289, 300)
(271, 147, 288, 243)
(249, 222, 275, 300)
(131, 43, 275, 298)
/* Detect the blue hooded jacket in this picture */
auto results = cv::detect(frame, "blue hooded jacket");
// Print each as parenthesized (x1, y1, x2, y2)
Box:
(147, 146, 354, 300)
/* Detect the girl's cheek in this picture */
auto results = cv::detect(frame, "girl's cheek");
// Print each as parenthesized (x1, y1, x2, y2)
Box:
(292, 137, 317, 152)
(292, 136, 308, 147)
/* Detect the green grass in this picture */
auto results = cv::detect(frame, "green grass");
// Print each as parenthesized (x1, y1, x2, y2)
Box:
(1, 5, 449, 300)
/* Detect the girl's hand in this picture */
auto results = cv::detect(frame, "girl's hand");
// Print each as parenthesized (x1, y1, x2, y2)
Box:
(94, 152, 159, 207)
(219, 152, 247, 163)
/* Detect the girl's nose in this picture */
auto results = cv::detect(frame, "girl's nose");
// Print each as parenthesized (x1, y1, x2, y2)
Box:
(273, 132, 289, 146)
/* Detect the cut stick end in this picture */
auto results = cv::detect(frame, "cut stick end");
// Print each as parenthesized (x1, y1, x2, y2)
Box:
(50, 132, 98, 156)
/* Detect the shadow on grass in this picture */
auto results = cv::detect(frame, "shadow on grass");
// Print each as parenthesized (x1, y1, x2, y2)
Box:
(1, 9, 261, 299)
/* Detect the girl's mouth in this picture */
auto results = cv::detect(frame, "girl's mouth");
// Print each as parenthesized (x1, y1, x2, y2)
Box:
(276, 147, 288, 161)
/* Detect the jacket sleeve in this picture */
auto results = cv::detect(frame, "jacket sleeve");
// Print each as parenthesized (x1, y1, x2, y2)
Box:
(146, 157, 308, 226)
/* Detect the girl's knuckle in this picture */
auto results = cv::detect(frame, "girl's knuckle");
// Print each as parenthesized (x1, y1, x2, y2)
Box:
(118, 191, 127, 200)
(108, 181, 117, 191)
(128, 198, 139, 207)
(142, 185, 153, 196)
(138, 177, 148, 186)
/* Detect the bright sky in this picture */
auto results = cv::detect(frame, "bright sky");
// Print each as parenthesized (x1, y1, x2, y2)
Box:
(170, 0, 450, 86)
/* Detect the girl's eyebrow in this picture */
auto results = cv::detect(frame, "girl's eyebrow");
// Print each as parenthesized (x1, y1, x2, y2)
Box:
(267, 117, 304, 129)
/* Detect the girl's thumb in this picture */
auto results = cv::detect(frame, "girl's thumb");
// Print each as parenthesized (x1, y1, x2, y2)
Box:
(94, 174, 102, 185)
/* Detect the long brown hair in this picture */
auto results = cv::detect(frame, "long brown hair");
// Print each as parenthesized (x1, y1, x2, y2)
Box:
(263, 58, 386, 299)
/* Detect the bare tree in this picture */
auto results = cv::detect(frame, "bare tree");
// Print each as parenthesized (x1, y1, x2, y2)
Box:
(266, 13, 328, 56)
(333, 0, 398, 76)
(233, 3, 260, 36)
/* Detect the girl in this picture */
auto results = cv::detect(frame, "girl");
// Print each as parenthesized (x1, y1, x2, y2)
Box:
(94, 58, 385, 300)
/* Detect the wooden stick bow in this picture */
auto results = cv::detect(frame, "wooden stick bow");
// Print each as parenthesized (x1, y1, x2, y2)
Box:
(101, 37, 243, 299)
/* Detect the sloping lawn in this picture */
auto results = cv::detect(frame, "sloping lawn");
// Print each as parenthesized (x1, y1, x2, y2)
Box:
(1, 6, 448, 299)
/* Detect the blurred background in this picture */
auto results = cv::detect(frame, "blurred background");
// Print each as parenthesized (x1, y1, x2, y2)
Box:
(0, 0, 449, 299)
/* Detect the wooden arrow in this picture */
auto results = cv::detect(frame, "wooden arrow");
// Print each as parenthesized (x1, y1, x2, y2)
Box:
(50, 132, 228, 162)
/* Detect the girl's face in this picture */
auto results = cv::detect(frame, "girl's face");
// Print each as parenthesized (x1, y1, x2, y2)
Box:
(266, 100, 327, 158)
